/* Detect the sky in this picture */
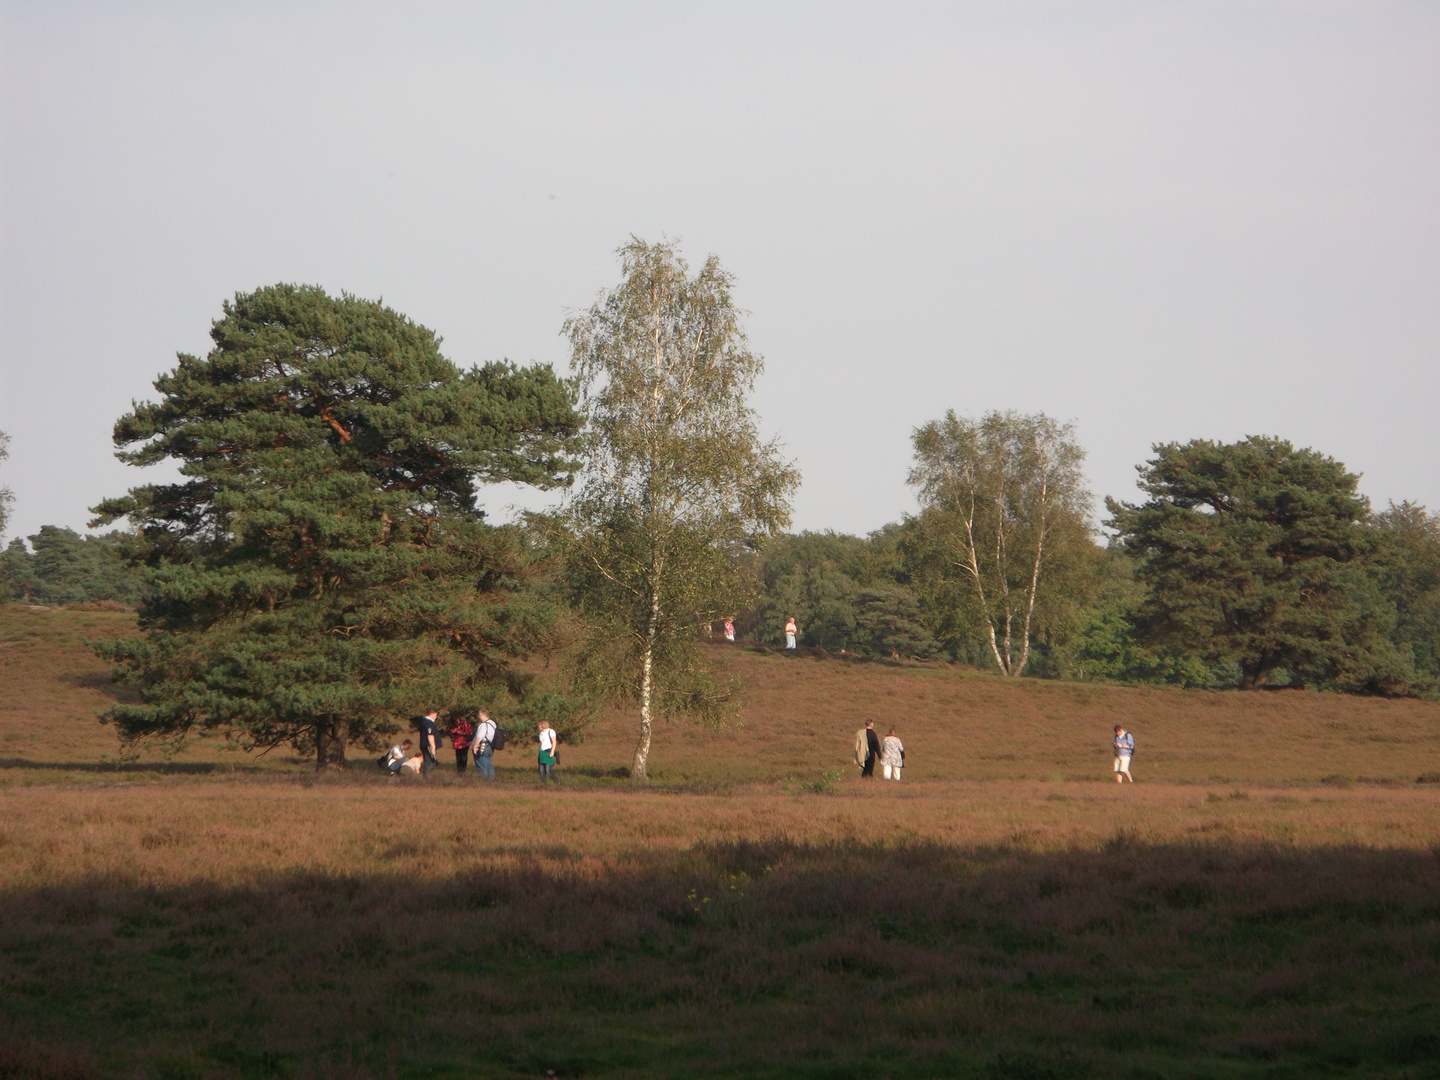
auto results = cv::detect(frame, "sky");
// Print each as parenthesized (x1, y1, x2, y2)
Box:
(2, 1, 1438, 543)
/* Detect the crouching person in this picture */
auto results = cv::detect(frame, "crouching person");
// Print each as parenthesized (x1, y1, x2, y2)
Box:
(380, 739, 413, 775)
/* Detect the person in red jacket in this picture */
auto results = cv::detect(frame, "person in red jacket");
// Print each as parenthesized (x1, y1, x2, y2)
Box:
(449, 715, 475, 773)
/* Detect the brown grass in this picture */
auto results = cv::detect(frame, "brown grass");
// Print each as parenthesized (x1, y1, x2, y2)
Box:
(8, 605, 1440, 789)
(2, 783, 1440, 1077)
(4, 608, 1440, 1076)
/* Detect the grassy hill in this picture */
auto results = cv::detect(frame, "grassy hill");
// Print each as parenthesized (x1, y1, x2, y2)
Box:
(4, 604, 1440, 1077)
(6, 602, 1440, 789)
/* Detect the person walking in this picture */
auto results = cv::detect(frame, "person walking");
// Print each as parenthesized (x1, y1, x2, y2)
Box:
(853, 719, 880, 778)
(723, 618, 735, 643)
(1113, 725, 1135, 783)
(470, 710, 498, 781)
(538, 720, 559, 785)
(880, 727, 904, 781)
(414, 709, 441, 776)
(784, 616, 798, 650)
(449, 715, 474, 774)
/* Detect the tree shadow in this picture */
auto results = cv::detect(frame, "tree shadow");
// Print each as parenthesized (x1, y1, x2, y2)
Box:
(0, 758, 251, 775)
(63, 671, 142, 703)
(1, 839, 1437, 1078)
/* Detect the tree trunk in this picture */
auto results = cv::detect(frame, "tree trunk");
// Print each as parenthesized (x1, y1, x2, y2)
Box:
(316, 714, 347, 770)
(632, 589, 660, 782)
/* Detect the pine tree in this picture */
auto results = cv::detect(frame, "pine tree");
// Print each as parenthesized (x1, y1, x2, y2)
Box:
(1107, 436, 1410, 692)
(92, 284, 581, 765)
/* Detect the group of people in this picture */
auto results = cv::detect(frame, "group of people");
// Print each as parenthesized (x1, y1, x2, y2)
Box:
(380, 709, 561, 784)
(842, 722, 1136, 785)
(853, 719, 905, 780)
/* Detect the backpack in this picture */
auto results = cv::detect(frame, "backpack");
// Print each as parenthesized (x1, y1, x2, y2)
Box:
(491, 727, 508, 752)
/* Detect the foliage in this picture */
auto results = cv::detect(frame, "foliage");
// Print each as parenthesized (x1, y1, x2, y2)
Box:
(1047, 545, 1214, 686)
(1370, 502, 1440, 690)
(559, 238, 798, 780)
(906, 410, 1094, 675)
(0, 527, 146, 606)
(1108, 436, 1410, 693)
(0, 538, 41, 602)
(751, 527, 933, 658)
(90, 284, 582, 765)
(0, 430, 12, 537)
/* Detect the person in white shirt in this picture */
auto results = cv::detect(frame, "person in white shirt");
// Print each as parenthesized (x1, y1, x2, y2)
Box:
(537, 720, 559, 785)
(380, 739, 411, 774)
(880, 728, 905, 781)
(470, 710, 498, 781)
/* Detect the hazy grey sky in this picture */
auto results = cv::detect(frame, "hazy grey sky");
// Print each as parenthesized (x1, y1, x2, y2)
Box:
(2, 2, 1437, 543)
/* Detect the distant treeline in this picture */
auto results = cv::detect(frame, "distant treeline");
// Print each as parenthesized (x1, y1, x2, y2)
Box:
(10, 494, 1438, 696)
(1, 527, 144, 607)
(743, 498, 1440, 695)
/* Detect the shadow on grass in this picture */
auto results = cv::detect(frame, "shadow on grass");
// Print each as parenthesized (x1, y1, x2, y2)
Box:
(0, 758, 252, 775)
(2, 840, 1438, 1078)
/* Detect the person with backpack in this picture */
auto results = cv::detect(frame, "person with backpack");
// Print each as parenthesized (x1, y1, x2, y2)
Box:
(537, 720, 559, 785)
(470, 710, 501, 780)
(1113, 725, 1135, 783)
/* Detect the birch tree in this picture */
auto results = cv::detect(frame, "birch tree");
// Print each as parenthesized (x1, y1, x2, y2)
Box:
(907, 410, 1091, 676)
(562, 239, 797, 781)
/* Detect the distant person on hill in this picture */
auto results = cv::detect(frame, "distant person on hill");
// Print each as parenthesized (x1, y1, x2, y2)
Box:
(538, 720, 559, 785)
(449, 714, 474, 774)
(724, 618, 735, 643)
(1113, 725, 1135, 783)
(784, 616, 798, 649)
(880, 727, 904, 781)
(470, 710, 498, 781)
(853, 719, 880, 778)
(380, 739, 412, 774)
(414, 709, 441, 777)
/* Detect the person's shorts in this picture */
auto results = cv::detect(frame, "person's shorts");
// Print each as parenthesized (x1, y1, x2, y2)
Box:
(1114, 755, 1132, 772)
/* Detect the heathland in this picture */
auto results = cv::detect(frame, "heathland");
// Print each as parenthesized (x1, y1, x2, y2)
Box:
(3, 603, 1440, 1078)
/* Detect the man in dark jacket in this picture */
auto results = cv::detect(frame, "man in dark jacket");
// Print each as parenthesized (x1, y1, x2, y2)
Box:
(415, 709, 441, 776)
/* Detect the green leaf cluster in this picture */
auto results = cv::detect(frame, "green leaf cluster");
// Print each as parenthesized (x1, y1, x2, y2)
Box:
(91, 284, 583, 763)
(558, 239, 798, 777)
(753, 529, 935, 659)
(1107, 436, 1411, 693)
(0, 527, 145, 605)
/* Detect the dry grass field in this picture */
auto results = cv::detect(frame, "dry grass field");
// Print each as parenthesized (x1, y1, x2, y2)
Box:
(2, 604, 1440, 1078)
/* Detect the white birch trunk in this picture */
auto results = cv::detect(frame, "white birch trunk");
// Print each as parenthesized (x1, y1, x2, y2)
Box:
(632, 585, 661, 781)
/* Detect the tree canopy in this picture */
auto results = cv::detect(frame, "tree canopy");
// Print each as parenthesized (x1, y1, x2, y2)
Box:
(1107, 436, 1409, 692)
(906, 410, 1093, 676)
(559, 239, 798, 781)
(0, 431, 12, 538)
(0, 527, 144, 605)
(92, 284, 582, 764)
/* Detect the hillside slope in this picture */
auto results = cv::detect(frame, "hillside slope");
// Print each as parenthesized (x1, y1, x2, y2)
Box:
(4, 603, 1439, 786)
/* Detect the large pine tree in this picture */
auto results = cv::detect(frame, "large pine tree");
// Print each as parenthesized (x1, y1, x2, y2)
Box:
(93, 284, 581, 765)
